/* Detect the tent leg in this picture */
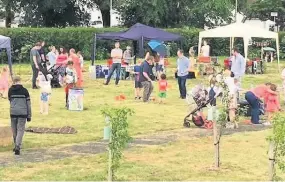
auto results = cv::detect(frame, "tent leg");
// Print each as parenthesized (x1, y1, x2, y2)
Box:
(91, 34, 97, 66)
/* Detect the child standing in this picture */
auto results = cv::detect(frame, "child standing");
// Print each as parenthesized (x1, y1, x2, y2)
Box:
(263, 84, 281, 126)
(64, 61, 77, 108)
(158, 74, 168, 103)
(8, 76, 31, 155)
(224, 70, 239, 128)
(0, 67, 9, 99)
(134, 61, 142, 100)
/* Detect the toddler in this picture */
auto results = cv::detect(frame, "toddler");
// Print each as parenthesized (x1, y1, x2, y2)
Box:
(263, 84, 281, 126)
(0, 67, 9, 98)
(133, 61, 142, 100)
(158, 74, 168, 103)
(37, 71, 52, 115)
(64, 61, 77, 108)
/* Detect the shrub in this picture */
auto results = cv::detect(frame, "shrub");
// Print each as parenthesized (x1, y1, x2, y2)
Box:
(0, 27, 285, 64)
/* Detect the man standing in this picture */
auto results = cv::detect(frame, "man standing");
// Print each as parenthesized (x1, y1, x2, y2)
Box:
(39, 41, 46, 63)
(140, 56, 154, 102)
(30, 42, 42, 89)
(105, 42, 123, 85)
(8, 76, 32, 155)
(231, 48, 246, 85)
(176, 49, 190, 99)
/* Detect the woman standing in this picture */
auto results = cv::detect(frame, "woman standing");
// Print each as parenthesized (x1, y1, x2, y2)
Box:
(69, 49, 83, 88)
(56, 47, 68, 65)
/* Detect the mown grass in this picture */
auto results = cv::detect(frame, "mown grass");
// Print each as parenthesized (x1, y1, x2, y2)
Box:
(0, 59, 283, 152)
(0, 130, 284, 180)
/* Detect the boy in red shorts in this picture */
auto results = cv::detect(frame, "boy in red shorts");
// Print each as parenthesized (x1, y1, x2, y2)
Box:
(158, 74, 168, 103)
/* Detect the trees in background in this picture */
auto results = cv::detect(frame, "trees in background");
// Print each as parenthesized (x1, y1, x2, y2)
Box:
(115, 0, 234, 28)
(244, 0, 285, 30)
(0, 0, 285, 29)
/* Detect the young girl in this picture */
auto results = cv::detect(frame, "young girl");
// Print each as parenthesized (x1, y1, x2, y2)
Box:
(158, 74, 168, 103)
(0, 67, 9, 99)
(37, 71, 52, 115)
(263, 84, 281, 126)
(64, 61, 77, 109)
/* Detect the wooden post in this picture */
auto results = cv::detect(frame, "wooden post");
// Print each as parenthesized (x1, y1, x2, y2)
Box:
(107, 116, 112, 182)
(213, 120, 220, 168)
(269, 141, 276, 181)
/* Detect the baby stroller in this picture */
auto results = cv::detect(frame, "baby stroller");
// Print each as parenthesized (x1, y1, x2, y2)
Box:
(48, 65, 64, 88)
(183, 85, 214, 129)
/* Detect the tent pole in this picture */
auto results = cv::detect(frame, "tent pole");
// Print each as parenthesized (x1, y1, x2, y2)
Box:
(91, 34, 97, 66)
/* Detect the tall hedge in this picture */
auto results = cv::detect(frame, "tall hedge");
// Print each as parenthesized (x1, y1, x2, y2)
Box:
(0, 27, 284, 64)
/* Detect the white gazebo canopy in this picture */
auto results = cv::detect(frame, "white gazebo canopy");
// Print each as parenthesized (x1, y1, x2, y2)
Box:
(198, 23, 280, 70)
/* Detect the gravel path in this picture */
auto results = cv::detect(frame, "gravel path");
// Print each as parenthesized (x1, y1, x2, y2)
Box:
(0, 124, 269, 167)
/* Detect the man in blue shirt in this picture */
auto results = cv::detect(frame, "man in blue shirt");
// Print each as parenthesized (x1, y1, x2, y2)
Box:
(231, 48, 246, 85)
(140, 56, 154, 102)
(176, 49, 190, 99)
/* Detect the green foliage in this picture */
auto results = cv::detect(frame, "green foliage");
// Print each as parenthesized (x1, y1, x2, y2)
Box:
(2, 27, 285, 64)
(101, 106, 134, 180)
(269, 113, 285, 172)
(246, 0, 285, 30)
(115, 0, 235, 28)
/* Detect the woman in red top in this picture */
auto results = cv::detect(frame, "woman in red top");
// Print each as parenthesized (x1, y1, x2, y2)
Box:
(56, 47, 68, 65)
(69, 49, 83, 88)
(245, 83, 277, 124)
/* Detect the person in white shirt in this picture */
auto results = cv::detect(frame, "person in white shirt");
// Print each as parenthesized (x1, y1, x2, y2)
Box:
(105, 42, 123, 85)
(224, 69, 240, 128)
(201, 40, 210, 57)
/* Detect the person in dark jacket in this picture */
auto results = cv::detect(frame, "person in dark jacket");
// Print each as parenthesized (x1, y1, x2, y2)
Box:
(8, 76, 32, 155)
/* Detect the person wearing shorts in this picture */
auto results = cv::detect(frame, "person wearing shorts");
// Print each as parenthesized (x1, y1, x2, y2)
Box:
(134, 63, 142, 100)
(158, 74, 168, 103)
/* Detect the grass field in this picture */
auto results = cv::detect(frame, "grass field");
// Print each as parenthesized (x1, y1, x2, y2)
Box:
(1, 130, 285, 180)
(0, 58, 284, 180)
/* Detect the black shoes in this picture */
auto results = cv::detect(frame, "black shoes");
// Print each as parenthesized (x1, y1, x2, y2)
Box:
(14, 147, 20, 155)
(15, 149, 20, 155)
(32, 86, 38, 89)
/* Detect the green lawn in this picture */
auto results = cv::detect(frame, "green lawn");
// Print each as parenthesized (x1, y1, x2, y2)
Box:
(0, 58, 284, 180)
(0, 59, 284, 151)
(1, 130, 285, 180)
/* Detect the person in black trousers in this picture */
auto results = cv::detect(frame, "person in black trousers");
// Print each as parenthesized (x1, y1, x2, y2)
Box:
(105, 42, 123, 85)
(30, 42, 42, 89)
(176, 49, 190, 99)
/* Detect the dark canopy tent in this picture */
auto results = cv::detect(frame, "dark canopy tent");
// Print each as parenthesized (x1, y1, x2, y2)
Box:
(0, 35, 13, 76)
(92, 23, 182, 65)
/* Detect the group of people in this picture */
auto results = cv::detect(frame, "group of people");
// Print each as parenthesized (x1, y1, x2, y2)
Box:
(3, 39, 285, 156)
(104, 41, 190, 103)
(30, 41, 84, 89)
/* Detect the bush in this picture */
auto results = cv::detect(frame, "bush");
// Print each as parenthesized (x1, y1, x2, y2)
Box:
(1, 27, 285, 64)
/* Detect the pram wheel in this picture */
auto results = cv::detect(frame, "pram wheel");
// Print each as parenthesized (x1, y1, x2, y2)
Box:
(183, 118, 191, 128)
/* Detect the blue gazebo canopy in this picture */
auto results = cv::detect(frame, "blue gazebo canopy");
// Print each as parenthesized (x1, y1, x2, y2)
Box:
(0, 35, 12, 76)
(97, 23, 182, 41)
(92, 23, 182, 65)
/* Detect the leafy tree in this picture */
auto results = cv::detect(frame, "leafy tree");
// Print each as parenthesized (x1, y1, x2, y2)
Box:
(244, 0, 285, 30)
(115, 0, 235, 28)
(91, 0, 111, 27)
(0, 0, 18, 27)
(19, 0, 92, 27)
